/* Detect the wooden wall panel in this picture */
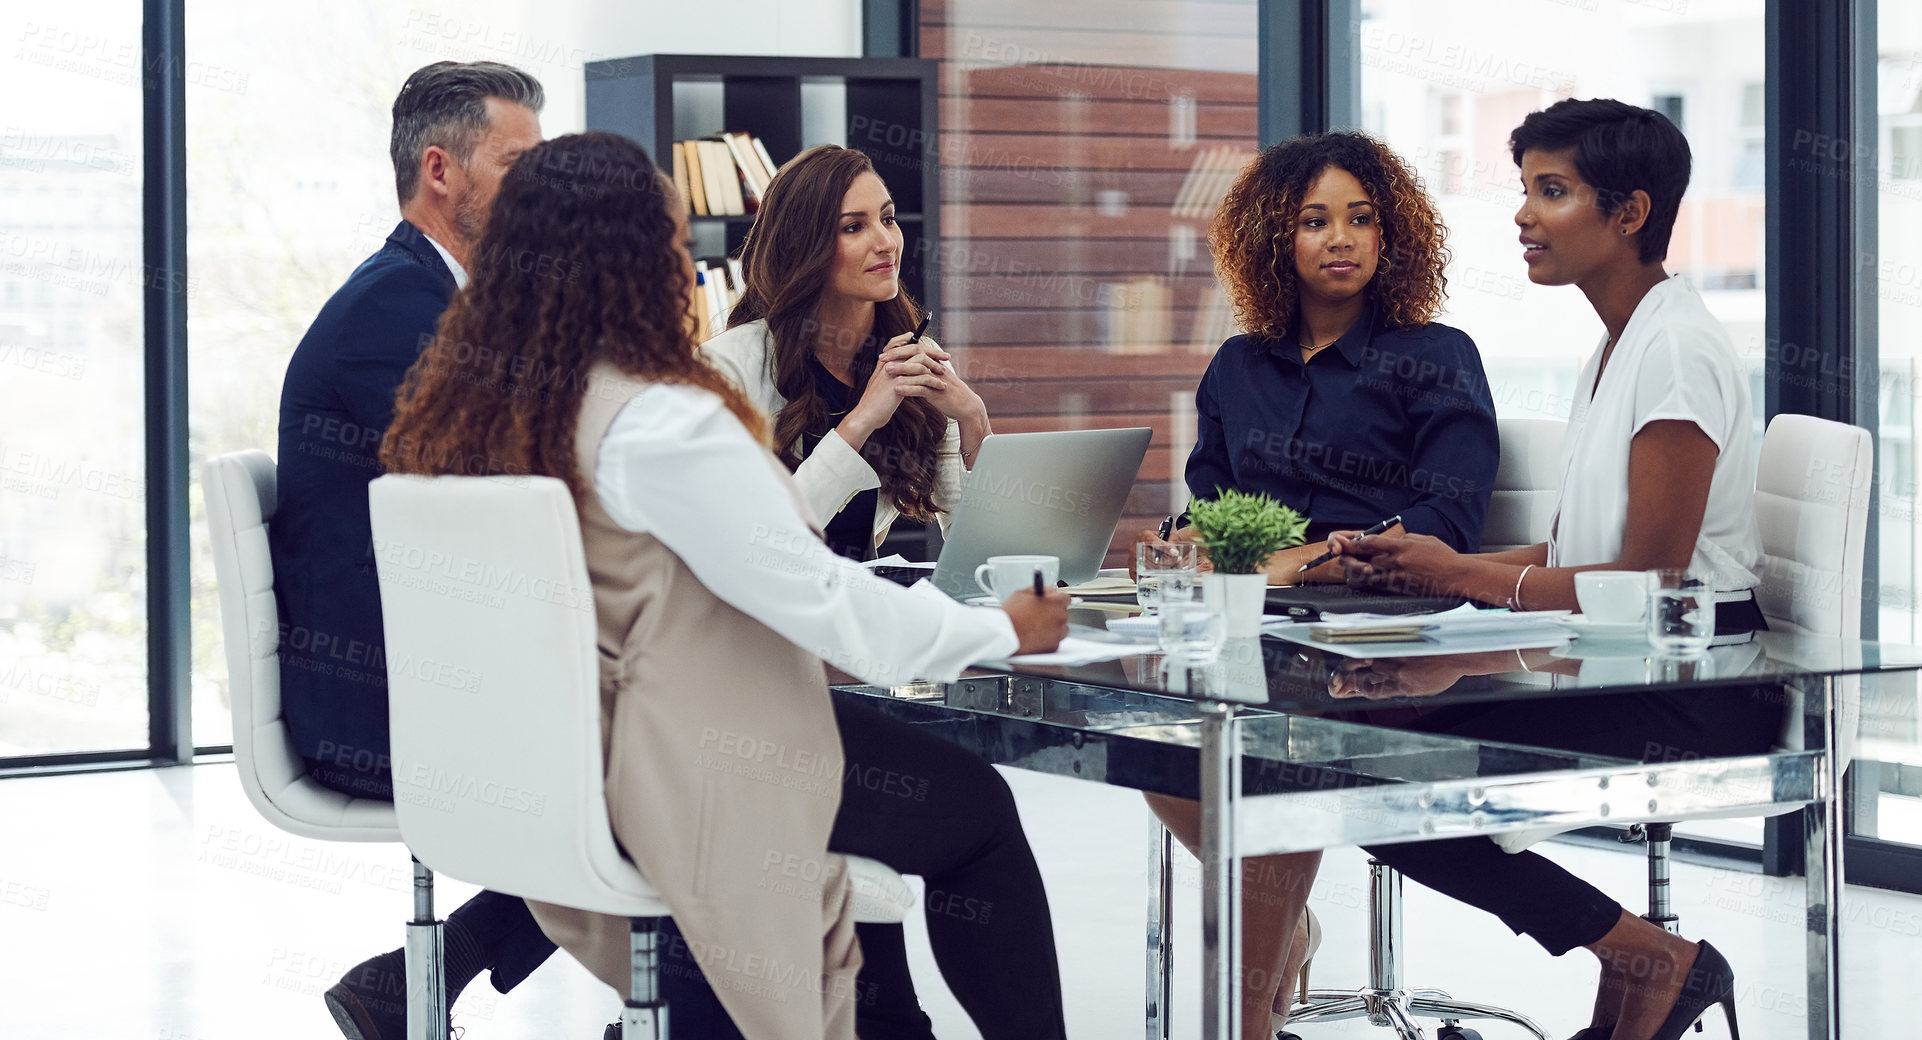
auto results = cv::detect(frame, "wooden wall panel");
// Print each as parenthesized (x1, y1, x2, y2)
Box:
(923, 2, 1258, 563)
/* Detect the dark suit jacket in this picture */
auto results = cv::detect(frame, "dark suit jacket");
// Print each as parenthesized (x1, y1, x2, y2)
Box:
(270, 220, 456, 773)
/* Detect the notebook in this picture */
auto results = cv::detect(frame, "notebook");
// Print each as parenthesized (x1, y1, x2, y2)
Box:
(1262, 584, 1468, 621)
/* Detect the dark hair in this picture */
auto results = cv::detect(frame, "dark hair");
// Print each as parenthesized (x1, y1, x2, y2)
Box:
(1508, 98, 1690, 264)
(727, 145, 944, 522)
(1209, 131, 1449, 339)
(389, 61, 546, 208)
(381, 132, 765, 497)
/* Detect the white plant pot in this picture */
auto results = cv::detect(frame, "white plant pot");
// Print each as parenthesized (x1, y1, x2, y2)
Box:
(1205, 572, 1268, 639)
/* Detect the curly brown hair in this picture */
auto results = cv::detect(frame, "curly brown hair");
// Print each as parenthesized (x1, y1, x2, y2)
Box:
(728, 145, 943, 521)
(380, 132, 766, 498)
(1208, 131, 1449, 339)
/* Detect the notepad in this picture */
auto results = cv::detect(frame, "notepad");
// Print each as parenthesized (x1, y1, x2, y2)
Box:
(1308, 623, 1434, 644)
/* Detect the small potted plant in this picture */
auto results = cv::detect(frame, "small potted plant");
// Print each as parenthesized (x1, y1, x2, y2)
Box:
(1186, 488, 1309, 637)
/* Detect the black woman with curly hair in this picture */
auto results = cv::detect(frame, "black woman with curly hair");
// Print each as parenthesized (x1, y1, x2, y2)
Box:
(382, 131, 1071, 1040)
(1138, 131, 1499, 1038)
(1140, 131, 1498, 586)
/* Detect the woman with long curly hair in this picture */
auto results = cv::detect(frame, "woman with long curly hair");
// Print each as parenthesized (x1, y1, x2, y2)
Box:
(702, 145, 989, 560)
(1136, 131, 1499, 1039)
(381, 131, 1070, 1040)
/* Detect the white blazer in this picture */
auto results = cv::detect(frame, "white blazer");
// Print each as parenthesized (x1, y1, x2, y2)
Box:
(701, 319, 964, 550)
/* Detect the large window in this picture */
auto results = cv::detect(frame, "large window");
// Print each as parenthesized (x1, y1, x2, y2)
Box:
(1357, 0, 1766, 435)
(1860, 2, 1922, 853)
(0, 1, 148, 756)
(181, 0, 779, 746)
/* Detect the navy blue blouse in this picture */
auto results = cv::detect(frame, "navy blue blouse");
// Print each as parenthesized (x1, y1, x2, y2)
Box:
(1184, 303, 1500, 552)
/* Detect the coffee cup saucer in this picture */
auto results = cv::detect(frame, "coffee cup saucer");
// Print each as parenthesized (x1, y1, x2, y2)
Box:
(1555, 614, 1647, 639)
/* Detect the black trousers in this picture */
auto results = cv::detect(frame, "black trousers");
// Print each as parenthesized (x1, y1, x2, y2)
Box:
(653, 696, 1070, 1040)
(1349, 681, 1787, 955)
(305, 758, 558, 993)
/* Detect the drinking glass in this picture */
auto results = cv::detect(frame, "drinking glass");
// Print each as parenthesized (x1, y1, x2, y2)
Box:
(1136, 541, 1199, 615)
(1646, 567, 1715, 656)
(1156, 580, 1224, 659)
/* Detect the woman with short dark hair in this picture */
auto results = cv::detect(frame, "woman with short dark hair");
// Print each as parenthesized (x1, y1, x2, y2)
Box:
(1331, 98, 1767, 1040)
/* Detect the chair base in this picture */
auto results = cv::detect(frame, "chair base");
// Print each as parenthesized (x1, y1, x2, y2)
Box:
(1285, 987, 1548, 1039)
(406, 859, 448, 1040)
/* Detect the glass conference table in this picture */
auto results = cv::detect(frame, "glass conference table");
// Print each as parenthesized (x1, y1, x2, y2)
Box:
(830, 614, 1922, 1040)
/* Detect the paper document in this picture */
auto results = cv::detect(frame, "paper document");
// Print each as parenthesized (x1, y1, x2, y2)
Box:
(990, 636, 1144, 666)
(1267, 621, 1573, 659)
(1063, 574, 1136, 595)
(862, 554, 935, 570)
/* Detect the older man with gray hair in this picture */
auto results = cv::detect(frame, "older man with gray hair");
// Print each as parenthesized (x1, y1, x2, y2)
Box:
(269, 60, 548, 1040)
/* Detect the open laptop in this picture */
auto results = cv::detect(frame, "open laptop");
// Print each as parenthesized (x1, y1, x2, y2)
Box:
(925, 427, 1153, 599)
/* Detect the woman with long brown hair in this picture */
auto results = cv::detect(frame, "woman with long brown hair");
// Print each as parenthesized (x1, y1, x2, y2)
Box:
(381, 131, 1070, 1040)
(703, 145, 990, 560)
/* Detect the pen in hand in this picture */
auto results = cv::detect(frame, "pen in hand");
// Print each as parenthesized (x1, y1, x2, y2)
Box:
(1157, 515, 1174, 541)
(1033, 568, 1046, 597)
(1298, 514, 1403, 574)
(907, 314, 932, 343)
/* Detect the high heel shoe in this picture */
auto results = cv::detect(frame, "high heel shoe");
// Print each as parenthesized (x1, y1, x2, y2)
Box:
(1293, 906, 1321, 1005)
(1648, 941, 1739, 1040)
(1270, 907, 1323, 1038)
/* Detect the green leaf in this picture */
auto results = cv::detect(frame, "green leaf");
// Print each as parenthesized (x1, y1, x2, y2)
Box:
(1186, 488, 1309, 574)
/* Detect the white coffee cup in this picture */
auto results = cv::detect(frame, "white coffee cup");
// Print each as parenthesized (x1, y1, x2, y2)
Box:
(1575, 570, 1647, 624)
(974, 554, 1060, 600)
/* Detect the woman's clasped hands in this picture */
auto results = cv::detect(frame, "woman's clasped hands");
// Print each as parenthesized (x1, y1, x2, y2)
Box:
(1326, 528, 1464, 597)
(850, 332, 986, 431)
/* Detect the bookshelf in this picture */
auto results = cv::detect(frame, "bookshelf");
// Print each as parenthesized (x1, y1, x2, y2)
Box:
(585, 54, 941, 320)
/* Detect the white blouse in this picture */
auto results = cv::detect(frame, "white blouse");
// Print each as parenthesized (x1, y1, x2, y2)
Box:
(593, 380, 1017, 686)
(701, 319, 965, 550)
(1547, 275, 1762, 591)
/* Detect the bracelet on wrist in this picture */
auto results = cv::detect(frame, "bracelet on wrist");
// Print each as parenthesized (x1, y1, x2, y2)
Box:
(1510, 564, 1534, 611)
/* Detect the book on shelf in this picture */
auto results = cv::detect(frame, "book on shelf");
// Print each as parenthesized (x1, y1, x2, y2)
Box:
(675, 133, 782, 217)
(679, 141, 710, 216)
(697, 141, 738, 215)
(694, 257, 746, 338)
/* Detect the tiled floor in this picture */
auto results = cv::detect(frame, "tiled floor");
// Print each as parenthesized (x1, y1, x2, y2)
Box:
(2, 762, 1915, 1039)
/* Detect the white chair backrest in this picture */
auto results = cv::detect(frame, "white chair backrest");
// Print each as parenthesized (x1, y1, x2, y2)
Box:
(203, 450, 396, 841)
(1483, 418, 1566, 553)
(369, 474, 655, 913)
(1753, 413, 1872, 638)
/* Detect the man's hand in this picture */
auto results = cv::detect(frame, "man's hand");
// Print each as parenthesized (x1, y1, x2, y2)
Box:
(1002, 586, 1071, 655)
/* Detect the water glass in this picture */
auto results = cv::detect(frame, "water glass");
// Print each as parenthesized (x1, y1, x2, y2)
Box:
(1137, 541, 1199, 615)
(1157, 586, 1225, 659)
(1646, 568, 1715, 656)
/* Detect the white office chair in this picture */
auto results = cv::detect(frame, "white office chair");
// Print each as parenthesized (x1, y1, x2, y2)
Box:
(368, 474, 918, 1038)
(1481, 418, 1566, 555)
(201, 449, 449, 1040)
(1602, 412, 1872, 933)
(1271, 418, 1568, 1040)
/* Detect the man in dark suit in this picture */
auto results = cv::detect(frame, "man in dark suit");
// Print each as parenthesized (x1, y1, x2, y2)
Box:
(270, 60, 548, 1040)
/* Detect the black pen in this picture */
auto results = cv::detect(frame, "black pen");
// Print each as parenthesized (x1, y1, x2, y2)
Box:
(907, 314, 932, 343)
(1298, 514, 1403, 574)
(1157, 515, 1174, 541)
(1033, 568, 1046, 597)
